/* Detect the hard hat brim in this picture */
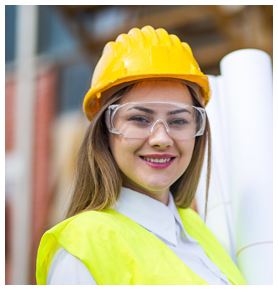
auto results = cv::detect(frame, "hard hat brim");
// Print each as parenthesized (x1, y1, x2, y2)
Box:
(83, 74, 210, 121)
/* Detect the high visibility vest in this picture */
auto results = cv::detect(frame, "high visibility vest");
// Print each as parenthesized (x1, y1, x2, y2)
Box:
(36, 207, 246, 285)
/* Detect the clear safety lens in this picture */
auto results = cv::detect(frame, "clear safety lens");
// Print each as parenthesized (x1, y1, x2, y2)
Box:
(106, 101, 206, 140)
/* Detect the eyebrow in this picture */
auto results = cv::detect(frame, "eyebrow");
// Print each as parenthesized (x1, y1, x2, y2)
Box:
(167, 109, 191, 115)
(129, 106, 155, 114)
(128, 106, 191, 115)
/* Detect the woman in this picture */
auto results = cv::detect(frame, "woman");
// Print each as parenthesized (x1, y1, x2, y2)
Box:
(36, 26, 246, 285)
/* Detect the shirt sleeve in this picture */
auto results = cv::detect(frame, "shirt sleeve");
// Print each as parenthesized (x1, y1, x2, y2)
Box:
(47, 247, 98, 285)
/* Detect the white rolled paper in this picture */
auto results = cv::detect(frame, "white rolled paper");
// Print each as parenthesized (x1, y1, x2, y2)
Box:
(219, 49, 273, 285)
(195, 49, 273, 284)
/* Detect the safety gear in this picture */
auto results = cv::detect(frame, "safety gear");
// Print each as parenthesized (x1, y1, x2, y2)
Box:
(36, 208, 246, 285)
(105, 101, 206, 140)
(83, 26, 211, 121)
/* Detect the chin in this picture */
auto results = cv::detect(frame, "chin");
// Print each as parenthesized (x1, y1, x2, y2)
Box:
(124, 175, 173, 194)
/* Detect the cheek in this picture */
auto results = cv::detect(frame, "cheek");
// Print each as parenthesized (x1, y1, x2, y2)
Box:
(188, 139, 195, 157)
(179, 139, 195, 166)
(108, 133, 141, 166)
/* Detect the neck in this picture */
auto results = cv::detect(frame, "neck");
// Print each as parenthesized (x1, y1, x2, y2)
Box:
(122, 179, 169, 205)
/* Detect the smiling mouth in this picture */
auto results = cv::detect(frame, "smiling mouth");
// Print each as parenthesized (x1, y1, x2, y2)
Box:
(140, 156, 174, 164)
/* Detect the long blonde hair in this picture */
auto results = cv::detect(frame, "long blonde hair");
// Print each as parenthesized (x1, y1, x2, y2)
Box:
(65, 84, 211, 219)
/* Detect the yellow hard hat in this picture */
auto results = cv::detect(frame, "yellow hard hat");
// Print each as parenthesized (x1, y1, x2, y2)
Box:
(83, 25, 211, 121)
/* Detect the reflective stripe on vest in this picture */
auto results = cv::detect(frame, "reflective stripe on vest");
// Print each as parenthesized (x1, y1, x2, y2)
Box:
(36, 208, 246, 285)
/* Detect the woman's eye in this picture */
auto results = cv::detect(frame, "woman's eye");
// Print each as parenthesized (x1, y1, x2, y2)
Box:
(128, 116, 150, 124)
(170, 119, 189, 126)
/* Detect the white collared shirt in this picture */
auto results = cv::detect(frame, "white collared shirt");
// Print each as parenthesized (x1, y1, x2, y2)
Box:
(47, 187, 231, 285)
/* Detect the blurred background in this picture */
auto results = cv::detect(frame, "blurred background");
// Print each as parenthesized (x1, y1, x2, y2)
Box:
(5, 5, 273, 285)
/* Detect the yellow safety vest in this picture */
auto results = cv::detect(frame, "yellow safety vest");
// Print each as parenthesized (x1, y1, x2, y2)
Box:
(36, 207, 246, 285)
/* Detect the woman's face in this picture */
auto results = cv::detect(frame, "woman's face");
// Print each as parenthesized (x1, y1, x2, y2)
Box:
(108, 80, 195, 205)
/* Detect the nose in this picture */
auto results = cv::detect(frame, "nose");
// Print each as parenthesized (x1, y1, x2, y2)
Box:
(148, 120, 173, 149)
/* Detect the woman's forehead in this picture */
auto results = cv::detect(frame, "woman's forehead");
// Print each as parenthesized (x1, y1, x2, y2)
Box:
(119, 80, 193, 105)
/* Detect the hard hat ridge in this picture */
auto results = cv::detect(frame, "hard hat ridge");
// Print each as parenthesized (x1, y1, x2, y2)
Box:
(155, 28, 172, 47)
(128, 27, 148, 49)
(141, 26, 160, 46)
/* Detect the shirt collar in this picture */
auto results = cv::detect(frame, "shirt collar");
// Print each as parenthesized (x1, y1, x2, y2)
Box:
(115, 187, 178, 245)
(167, 193, 198, 243)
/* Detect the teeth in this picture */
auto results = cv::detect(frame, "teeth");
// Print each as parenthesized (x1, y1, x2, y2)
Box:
(143, 157, 171, 163)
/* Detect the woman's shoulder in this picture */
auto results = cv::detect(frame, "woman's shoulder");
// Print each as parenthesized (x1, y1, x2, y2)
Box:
(177, 207, 203, 224)
(65, 209, 119, 226)
(177, 207, 210, 236)
(47, 208, 140, 238)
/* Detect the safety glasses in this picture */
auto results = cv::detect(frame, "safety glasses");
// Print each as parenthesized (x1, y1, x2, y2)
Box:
(105, 101, 206, 140)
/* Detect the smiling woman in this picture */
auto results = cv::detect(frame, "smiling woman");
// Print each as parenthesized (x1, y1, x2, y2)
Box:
(107, 81, 197, 205)
(36, 26, 246, 285)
